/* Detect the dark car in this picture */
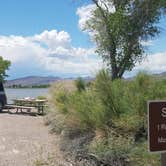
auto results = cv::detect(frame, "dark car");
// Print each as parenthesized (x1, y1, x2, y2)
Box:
(0, 82, 7, 111)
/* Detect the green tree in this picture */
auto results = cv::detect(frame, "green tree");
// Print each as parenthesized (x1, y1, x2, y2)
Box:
(86, 0, 166, 80)
(0, 56, 11, 82)
(75, 77, 86, 92)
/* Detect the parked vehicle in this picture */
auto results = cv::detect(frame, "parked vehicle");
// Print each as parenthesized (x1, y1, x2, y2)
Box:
(0, 82, 7, 111)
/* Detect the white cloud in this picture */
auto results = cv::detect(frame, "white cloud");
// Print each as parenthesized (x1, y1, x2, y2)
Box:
(33, 30, 71, 49)
(76, 4, 96, 30)
(125, 52, 166, 77)
(0, 29, 102, 77)
(141, 40, 154, 46)
(135, 52, 166, 73)
(76, 1, 115, 31)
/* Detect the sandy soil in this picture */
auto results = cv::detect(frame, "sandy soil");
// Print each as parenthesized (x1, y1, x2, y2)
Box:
(0, 110, 72, 166)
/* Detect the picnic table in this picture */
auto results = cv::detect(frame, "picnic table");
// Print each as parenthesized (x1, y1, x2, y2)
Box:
(12, 98, 47, 114)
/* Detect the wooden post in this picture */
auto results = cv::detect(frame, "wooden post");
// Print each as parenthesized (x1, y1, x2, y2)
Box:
(161, 153, 166, 166)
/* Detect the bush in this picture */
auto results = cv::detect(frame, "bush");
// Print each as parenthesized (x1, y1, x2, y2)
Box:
(75, 77, 86, 92)
(37, 95, 47, 100)
(89, 129, 133, 165)
(124, 72, 166, 140)
(50, 70, 166, 133)
(69, 90, 105, 129)
(48, 70, 166, 165)
(49, 81, 74, 114)
(94, 69, 119, 119)
(129, 142, 160, 166)
(94, 69, 132, 127)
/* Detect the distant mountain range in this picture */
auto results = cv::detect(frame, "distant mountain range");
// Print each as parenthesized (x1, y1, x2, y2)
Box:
(4, 72, 166, 88)
(4, 76, 62, 87)
(154, 71, 166, 78)
(126, 71, 166, 80)
(4, 76, 92, 87)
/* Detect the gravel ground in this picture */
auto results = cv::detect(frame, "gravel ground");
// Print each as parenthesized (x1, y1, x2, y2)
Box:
(0, 110, 72, 166)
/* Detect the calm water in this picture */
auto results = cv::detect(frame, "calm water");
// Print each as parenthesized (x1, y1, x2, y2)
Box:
(5, 88, 49, 104)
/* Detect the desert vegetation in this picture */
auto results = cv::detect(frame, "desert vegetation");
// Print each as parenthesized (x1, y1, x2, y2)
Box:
(46, 71, 166, 165)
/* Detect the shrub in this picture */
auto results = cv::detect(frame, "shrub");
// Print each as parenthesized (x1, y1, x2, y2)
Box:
(127, 72, 156, 116)
(94, 70, 119, 121)
(69, 90, 105, 129)
(129, 142, 160, 166)
(89, 129, 134, 165)
(48, 70, 166, 165)
(124, 72, 166, 140)
(94, 69, 132, 127)
(37, 95, 47, 100)
(75, 77, 86, 92)
(49, 82, 74, 114)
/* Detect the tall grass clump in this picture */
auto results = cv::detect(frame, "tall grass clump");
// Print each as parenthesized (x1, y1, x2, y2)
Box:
(94, 69, 132, 127)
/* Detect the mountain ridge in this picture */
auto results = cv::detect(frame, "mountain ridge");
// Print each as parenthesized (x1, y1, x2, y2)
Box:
(4, 72, 166, 87)
(4, 76, 63, 87)
(4, 75, 92, 87)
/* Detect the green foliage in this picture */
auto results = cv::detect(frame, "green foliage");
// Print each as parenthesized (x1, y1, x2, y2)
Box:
(37, 96, 47, 100)
(51, 70, 166, 131)
(0, 56, 11, 81)
(86, 0, 165, 79)
(89, 130, 134, 161)
(49, 70, 166, 165)
(129, 73, 156, 116)
(89, 139, 160, 165)
(54, 90, 70, 114)
(94, 69, 132, 126)
(113, 111, 143, 134)
(69, 90, 105, 129)
(94, 69, 118, 120)
(129, 142, 160, 166)
(75, 77, 86, 92)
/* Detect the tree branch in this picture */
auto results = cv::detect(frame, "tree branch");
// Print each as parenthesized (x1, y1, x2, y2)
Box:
(92, 0, 118, 79)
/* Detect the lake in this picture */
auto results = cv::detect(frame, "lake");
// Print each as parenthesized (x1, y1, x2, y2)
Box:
(5, 88, 49, 104)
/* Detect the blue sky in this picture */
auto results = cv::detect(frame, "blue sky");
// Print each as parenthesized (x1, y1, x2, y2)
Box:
(0, 0, 165, 79)
(0, 0, 91, 47)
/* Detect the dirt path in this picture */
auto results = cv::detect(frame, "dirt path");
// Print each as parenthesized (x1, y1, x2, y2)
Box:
(0, 111, 71, 166)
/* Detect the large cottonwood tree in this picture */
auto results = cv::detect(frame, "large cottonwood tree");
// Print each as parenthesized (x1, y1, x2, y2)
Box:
(86, 0, 166, 80)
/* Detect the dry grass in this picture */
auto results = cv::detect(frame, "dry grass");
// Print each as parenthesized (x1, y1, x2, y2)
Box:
(50, 80, 76, 92)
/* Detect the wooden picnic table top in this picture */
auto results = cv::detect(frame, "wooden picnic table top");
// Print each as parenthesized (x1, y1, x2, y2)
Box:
(13, 98, 47, 103)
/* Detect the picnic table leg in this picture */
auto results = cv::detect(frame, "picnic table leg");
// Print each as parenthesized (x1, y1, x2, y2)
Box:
(41, 106, 44, 115)
(37, 106, 40, 114)
(37, 106, 44, 115)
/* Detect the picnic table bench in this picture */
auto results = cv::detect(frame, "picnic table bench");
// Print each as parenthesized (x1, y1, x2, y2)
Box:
(5, 104, 35, 113)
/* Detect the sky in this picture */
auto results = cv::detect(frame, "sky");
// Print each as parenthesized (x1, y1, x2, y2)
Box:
(0, 0, 165, 79)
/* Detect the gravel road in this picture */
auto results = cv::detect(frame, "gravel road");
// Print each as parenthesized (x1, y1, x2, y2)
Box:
(0, 110, 71, 166)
